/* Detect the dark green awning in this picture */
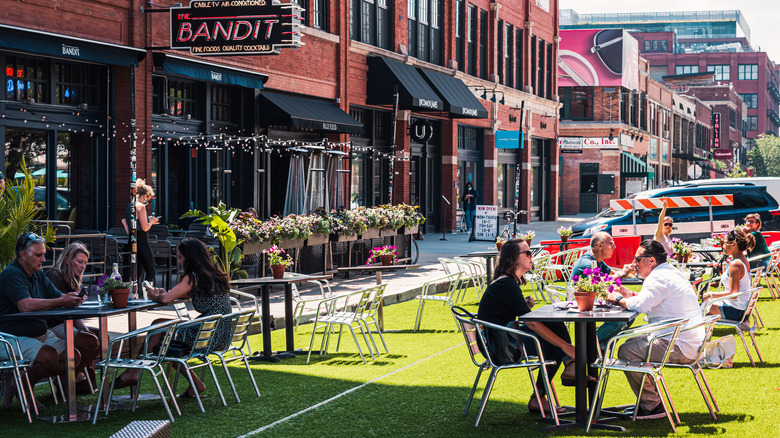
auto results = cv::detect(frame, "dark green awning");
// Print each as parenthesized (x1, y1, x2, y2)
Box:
(367, 56, 444, 111)
(153, 53, 267, 89)
(418, 69, 488, 118)
(0, 23, 145, 66)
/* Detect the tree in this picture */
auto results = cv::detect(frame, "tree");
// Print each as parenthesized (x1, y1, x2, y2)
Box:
(747, 134, 780, 176)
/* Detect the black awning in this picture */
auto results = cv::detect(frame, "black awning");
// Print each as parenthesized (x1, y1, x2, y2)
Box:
(367, 56, 444, 111)
(0, 24, 145, 66)
(418, 69, 488, 118)
(153, 53, 267, 89)
(258, 91, 363, 135)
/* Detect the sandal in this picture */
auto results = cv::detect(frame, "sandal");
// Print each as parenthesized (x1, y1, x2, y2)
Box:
(527, 396, 566, 414)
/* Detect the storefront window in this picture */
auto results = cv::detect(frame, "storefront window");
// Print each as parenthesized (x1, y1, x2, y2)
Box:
(5, 55, 47, 103)
(496, 163, 517, 209)
(350, 154, 366, 209)
(4, 128, 48, 211)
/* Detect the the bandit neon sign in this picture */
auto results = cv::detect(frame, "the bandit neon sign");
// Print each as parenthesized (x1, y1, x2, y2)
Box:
(170, 0, 302, 56)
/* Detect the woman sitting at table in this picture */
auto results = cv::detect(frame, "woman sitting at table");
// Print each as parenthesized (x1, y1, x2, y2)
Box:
(702, 229, 754, 321)
(114, 238, 232, 398)
(45, 242, 100, 391)
(477, 239, 575, 414)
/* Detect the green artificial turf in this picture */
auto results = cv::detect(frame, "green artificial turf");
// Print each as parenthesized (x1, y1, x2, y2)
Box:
(4, 282, 780, 437)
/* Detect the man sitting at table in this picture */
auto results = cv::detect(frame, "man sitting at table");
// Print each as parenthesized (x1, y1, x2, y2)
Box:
(605, 239, 704, 419)
(570, 231, 634, 344)
(0, 232, 89, 409)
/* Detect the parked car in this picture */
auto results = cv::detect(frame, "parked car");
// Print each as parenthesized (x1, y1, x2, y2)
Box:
(571, 184, 780, 241)
(677, 177, 780, 205)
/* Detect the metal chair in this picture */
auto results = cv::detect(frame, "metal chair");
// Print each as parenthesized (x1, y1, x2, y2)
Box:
(92, 320, 181, 424)
(207, 310, 260, 403)
(288, 273, 334, 332)
(467, 315, 561, 427)
(703, 287, 764, 366)
(228, 289, 262, 355)
(451, 306, 489, 419)
(173, 302, 191, 321)
(665, 314, 722, 420)
(162, 315, 226, 413)
(413, 272, 463, 332)
(748, 266, 766, 328)
(357, 284, 389, 355)
(586, 318, 689, 433)
(306, 288, 375, 365)
(0, 332, 38, 423)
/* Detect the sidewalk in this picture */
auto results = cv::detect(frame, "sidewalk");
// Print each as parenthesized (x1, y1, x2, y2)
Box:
(96, 219, 579, 334)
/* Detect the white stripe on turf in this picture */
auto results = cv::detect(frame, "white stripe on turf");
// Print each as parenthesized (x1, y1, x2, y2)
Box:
(238, 342, 464, 437)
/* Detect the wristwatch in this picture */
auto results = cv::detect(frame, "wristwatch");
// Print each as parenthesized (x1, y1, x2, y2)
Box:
(614, 295, 623, 305)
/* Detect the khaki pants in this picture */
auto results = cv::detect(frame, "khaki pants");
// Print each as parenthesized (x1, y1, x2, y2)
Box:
(618, 335, 695, 410)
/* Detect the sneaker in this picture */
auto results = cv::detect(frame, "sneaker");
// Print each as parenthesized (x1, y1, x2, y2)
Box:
(636, 404, 666, 420)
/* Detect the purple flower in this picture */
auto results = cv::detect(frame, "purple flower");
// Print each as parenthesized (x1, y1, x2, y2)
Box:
(608, 285, 615, 293)
(615, 278, 622, 287)
(583, 268, 592, 276)
(572, 275, 579, 282)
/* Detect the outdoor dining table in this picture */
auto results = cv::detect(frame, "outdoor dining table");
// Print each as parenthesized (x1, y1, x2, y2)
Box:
(336, 264, 419, 330)
(3, 299, 164, 423)
(464, 250, 499, 284)
(517, 304, 639, 432)
(231, 273, 333, 362)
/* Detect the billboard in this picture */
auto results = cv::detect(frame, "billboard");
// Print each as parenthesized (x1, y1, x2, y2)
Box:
(558, 29, 639, 89)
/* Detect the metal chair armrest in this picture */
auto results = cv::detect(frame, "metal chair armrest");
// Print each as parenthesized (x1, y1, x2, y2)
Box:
(602, 318, 689, 359)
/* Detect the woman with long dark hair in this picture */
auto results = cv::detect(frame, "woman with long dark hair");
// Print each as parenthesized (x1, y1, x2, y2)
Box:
(477, 239, 575, 414)
(115, 238, 232, 398)
(703, 228, 756, 321)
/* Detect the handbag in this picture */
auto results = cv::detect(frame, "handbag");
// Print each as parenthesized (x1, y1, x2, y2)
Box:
(153, 339, 192, 358)
(485, 321, 527, 366)
(700, 334, 736, 369)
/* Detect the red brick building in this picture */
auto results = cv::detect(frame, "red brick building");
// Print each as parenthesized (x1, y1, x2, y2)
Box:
(0, 0, 561, 233)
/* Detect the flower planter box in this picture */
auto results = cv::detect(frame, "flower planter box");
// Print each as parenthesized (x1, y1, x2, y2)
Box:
(397, 225, 419, 235)
(360, 228, 381, 240)
(305, 233, 330, 246)
(330, 233, 358, 242)
(242, 240, 272, 255)
(380, 228, 397, 237)
(277, 238, 304, 249)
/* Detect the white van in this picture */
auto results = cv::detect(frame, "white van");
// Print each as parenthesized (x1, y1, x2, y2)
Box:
(678, 177, 780, 204)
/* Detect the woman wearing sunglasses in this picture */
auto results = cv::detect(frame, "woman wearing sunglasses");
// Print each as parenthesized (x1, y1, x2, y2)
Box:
(744, 213, 770, 270)
(477, 239, 575, 415)
(653, 199, 675, 257)
(702, 229, 755, 321)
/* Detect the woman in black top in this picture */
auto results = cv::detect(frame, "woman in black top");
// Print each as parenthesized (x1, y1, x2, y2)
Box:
(116, 238, 232, 398)
(126, 178, 159, 285)
(477, 239, 575, 414)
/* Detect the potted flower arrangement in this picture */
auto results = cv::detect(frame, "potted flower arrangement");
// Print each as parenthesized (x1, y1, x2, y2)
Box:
(263, 245, 294, 279)
(671, 237, 693, 263)
(97, 274, 132, 308)
(570, 267, 621, 311)
(496, 236, 506, 252)
(524, 230, 536, 246)
(711, 232, 726, 248)
(367, 245, 398, 266)
(557, 226, 573, 243)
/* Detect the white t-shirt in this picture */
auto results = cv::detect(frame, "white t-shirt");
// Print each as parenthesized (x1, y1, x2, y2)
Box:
(625, 263, 705, 360)
(720, 259, 752, 311)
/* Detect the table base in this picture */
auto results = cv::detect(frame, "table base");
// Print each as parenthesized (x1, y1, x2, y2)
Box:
(248, 351, 296, 362)
(538, 404, 632, 432)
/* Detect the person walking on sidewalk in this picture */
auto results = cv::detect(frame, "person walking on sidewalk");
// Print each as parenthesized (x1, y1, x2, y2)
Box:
(462, 181, 478, 232)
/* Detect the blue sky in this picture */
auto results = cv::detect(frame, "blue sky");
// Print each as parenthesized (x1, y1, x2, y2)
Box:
(559, 1, 780, 62)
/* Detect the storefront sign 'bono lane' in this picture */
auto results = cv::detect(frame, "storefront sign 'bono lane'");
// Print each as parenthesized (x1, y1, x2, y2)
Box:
(170, 0, 302, 56)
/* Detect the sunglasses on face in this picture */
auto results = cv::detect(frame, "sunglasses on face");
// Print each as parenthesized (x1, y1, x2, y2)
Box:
(634, 255, 653, 264)
(664, 223, 673, 227)
(746, 220, 757, 224)
(520, 250, 533, 258)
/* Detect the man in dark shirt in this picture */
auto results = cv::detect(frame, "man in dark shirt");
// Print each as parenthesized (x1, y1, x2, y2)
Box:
(0, 232, 83, 408)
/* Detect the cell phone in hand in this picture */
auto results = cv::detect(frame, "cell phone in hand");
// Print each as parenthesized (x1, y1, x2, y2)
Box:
(143, 281, 154, 291)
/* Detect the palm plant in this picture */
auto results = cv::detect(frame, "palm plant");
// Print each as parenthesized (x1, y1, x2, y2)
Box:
(0, 161, 53, 269)
(181, 202, 247, 279)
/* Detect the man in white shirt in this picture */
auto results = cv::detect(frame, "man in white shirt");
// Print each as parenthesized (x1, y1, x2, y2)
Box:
(606, 239, 704, 419)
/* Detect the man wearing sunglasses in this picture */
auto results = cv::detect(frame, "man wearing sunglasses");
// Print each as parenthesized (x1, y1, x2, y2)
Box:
(604, 239, 704, 419)
(0, 232, 85, 409)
